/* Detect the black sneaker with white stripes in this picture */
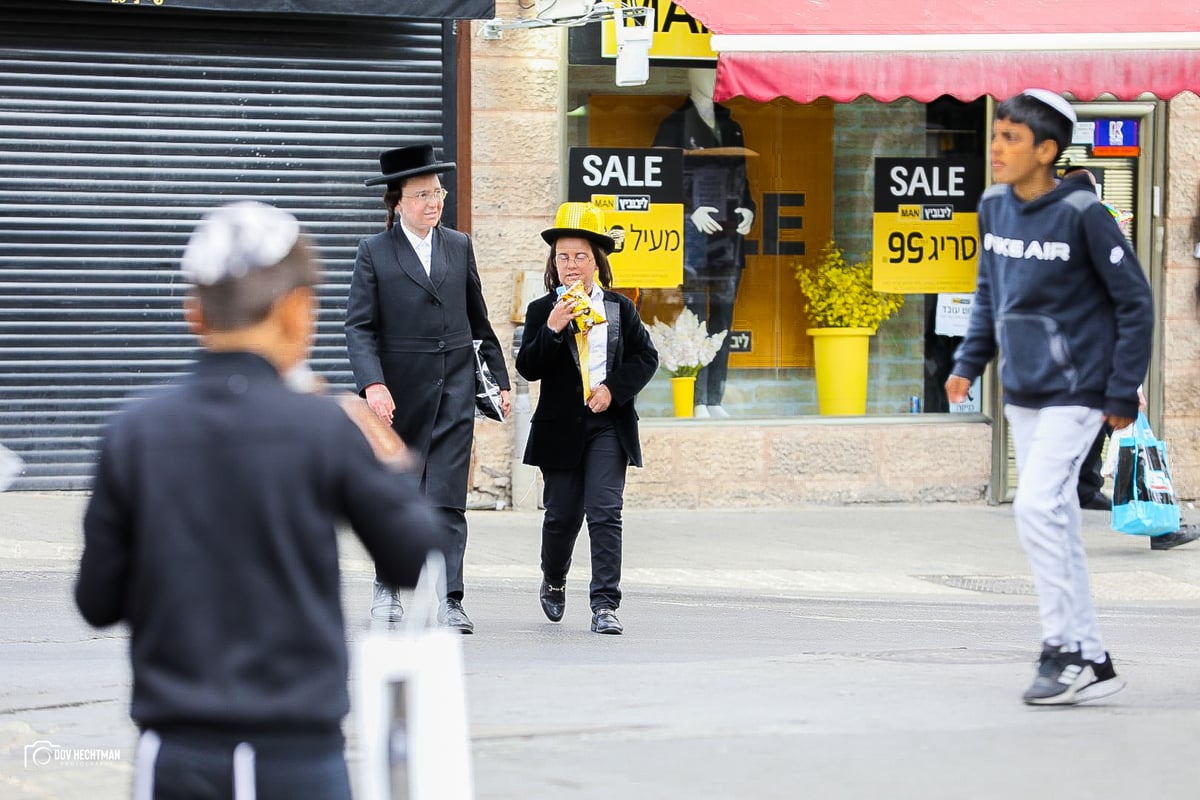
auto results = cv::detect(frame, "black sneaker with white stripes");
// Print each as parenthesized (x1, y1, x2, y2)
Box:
(1023, 646, 1093, 705)
(1074, 652, 1127, 703)
(1023, 645, 1126, 705)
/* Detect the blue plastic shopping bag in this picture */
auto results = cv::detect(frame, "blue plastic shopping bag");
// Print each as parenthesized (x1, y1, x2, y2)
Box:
(1110, 412, 1180, 536)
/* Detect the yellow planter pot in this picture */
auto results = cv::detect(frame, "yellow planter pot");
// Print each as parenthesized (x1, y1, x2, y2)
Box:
(670, 375, 696, 417)
(806, 327, 874, 415)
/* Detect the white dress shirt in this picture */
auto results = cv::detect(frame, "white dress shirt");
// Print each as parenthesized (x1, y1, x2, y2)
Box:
(585, 284, 609, 392)
(399, 221, 433, 275)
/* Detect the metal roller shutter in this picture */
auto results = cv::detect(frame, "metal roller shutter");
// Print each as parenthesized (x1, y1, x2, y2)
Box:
(0, 2, 456, 489)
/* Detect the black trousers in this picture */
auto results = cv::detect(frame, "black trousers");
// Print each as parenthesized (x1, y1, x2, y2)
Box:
(1077, 425, 1110, 504)
(377, 505, 466, 600)
(539, 413, 627, 611)
(135, 729, 350, 800)
(437, 505, 468, 599)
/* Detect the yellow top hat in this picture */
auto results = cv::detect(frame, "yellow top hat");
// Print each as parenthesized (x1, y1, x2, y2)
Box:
(541, 202, 616, 253)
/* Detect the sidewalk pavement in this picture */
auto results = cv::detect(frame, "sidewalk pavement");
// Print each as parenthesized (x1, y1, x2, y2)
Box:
(4, 491, 1199, 604)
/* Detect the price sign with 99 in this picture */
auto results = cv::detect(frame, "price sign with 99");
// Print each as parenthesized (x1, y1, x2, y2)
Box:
(872, 156, 983, 293)
(886, 231, 978, 265)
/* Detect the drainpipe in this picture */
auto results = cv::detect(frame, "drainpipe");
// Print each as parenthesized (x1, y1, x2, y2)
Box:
(510, 325, 538, 510)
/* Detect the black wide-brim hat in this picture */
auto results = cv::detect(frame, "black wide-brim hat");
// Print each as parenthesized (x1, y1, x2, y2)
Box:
(365, 144, 456, 187)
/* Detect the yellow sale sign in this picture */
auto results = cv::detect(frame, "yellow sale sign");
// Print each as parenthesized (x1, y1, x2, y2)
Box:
(872, 157, 984, 293)
(568, 148, 685, 288)
(588, 195, 683, 287)
(872, 211, 980, 293)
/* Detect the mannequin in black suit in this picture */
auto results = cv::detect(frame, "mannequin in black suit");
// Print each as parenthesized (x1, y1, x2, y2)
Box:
(516, 203, 658, 634)
(652, 68, 755, 418)
(346, 145, 510, 633)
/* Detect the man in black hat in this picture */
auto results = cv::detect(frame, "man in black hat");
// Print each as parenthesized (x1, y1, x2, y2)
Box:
(346, 144, 511, 633)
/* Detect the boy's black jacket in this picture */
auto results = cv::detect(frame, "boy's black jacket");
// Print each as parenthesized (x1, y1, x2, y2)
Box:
(76, 352, 442, 734)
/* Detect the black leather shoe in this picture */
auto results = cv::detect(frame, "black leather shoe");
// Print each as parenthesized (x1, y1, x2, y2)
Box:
(370, 580, 403, 626)
(591, 607, 623, 635)
(540, 580, 566, 622)
(1080, 493, 1112, 511)
(1151, 525, 1200, 550)
(438, 598, 475, 634)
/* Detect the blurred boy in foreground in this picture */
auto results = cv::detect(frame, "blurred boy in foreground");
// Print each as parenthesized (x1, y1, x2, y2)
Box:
(76, 201, 442, 799)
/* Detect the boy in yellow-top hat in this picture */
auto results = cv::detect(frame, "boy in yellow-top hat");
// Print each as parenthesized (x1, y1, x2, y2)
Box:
(516, 203, 658, 634)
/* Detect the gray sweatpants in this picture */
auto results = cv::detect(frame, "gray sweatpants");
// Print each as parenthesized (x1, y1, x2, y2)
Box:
(1005, 404, 1106, 661)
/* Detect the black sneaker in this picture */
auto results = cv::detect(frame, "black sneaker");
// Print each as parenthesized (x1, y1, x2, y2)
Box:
(1151, 525, 1200, 550)
(1080, 493, 1112, 511)
(1023, 646, 1095, 705)
(1074, 652, 1127, 703)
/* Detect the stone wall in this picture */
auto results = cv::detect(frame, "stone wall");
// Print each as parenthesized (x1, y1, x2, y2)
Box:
(1163, 92, 1200, 500)
(467, 3, 563, 508)
(465, 13, 992, 508)
(626, 417, 992, 507)
(465, 14, 1194, 508)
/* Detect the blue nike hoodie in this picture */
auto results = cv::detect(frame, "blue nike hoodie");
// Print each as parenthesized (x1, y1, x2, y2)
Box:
(951, 178, 1153, 418)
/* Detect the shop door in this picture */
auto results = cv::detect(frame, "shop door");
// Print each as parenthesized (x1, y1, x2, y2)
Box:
(0, 1, 456, 489)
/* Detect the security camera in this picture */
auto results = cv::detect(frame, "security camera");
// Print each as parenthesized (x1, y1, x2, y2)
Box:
(613, 6, 653, 87)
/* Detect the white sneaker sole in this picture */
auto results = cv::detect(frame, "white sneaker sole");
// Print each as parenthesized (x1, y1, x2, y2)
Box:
(1024, 664, 1096, 706)
(1074, 675, 1127, 704)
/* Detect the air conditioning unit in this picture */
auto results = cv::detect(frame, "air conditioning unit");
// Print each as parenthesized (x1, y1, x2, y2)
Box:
(535, 0, 596, 21)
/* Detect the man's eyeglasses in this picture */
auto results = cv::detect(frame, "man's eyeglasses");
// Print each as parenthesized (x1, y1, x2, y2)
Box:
(403, 188, 449, 204)
(555, 253, 593, 266)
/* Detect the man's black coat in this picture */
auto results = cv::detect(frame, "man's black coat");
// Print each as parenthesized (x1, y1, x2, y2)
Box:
(345, 224, 509, 508)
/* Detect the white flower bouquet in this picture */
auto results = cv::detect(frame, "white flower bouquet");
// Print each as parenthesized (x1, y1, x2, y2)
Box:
(647, 309, 727, 379)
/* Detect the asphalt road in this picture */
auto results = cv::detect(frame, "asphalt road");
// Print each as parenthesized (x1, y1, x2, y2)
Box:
(2, 497, 1199, 799)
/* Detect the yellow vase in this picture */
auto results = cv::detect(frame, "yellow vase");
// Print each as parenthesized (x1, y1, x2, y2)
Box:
(807, 327, 874, 415)
(670, 375, 696, 417)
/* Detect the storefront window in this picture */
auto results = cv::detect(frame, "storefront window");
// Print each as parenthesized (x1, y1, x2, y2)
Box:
(566, 64, 986, 419)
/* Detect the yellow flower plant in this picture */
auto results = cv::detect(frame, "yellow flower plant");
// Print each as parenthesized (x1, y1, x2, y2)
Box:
(794, 242, 905, 330)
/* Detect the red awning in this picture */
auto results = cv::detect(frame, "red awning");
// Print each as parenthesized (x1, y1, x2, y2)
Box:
(62, 0, 494, 18)
(676, 0, 1200, 103)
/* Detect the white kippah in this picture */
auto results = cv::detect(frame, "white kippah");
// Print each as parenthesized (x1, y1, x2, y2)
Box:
(181, 201, 301, 286)
(1022, 89, 1077, 125)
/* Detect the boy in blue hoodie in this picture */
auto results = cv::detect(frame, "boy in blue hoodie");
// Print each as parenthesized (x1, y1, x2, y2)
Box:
(947, 90, 1153, 706)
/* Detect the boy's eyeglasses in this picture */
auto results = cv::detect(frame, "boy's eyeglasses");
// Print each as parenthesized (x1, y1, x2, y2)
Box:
(555, 253, 593, 266)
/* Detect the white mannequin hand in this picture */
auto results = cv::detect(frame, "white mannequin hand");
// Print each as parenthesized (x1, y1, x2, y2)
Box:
(690, 206, 723, 235)
(735, 207, 755, 235)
